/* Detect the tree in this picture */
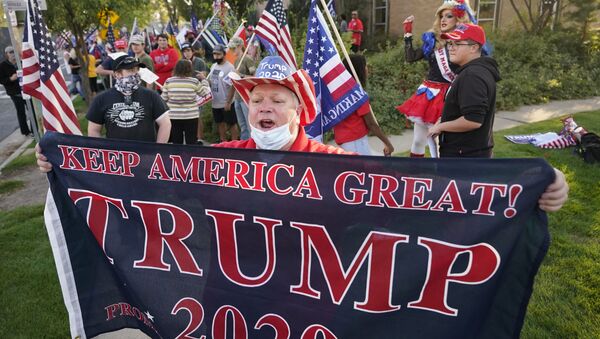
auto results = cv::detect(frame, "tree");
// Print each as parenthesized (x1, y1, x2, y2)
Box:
(564, 0, 600, 42)
(508, 0, 567, 34)
(46, 0, 150, 103)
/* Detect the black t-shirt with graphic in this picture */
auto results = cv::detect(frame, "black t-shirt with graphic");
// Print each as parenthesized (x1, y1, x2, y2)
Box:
(86, 87, 169, 142)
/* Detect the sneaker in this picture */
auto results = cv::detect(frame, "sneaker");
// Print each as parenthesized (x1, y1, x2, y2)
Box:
(196, 139, 204, 145)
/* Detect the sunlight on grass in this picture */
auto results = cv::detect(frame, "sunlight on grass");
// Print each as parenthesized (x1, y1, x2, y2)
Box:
(0, 205, 69, 337)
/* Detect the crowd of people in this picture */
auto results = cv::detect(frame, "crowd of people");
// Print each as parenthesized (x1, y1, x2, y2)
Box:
(0, 1, 565, 211)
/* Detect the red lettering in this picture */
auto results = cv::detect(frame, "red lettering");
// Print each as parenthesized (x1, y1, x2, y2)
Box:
(68, 189, 128, 263)
(122, 151, 140, 177)
(471, 183, 507, 216)
(203, 158, 225, 186)
(81, 148, 103, 173)
(101, 149, 121, 175)
(301, 324, 337, 339)
(430, 180, 467, 213)
(366, 174, 400, 208)
(58, 145, 84, 170)
(251, 162, 267, 192)
(254, 314, 290, 339)
(290, 223, 408, 313)
(132, 200, 203, 276)
(205, 209, 279, 286)
(212, 305, 248, 339)
(225, 159, 252, 189)
(293, 167, 322, 200)
(398, 177, 433, 210)
(171, 155, 202, 183)
(171, 297, 206, 339)
(148, 153, 172, 180)
(105, 304, 119, 320)
(266, 164, 294, 195)
(119, 302, 134, 316)
(407, 237, 500, 316)
(334, 171, 367, 204)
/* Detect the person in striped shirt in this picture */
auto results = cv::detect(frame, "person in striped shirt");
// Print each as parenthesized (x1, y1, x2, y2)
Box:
(161, 60, 211, 145)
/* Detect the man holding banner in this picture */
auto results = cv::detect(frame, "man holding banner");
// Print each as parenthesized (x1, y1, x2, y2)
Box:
(35, 53, 568, 338)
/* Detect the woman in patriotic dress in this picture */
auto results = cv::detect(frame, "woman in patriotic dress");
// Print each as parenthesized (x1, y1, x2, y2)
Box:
(396, 0, 475, 157)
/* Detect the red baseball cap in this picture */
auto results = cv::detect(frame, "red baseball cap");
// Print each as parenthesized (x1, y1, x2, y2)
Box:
(441, 23, 486, 46)
(114, 39, 128, 49)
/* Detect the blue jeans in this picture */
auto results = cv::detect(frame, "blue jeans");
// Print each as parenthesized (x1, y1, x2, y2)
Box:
(70, 73, 85, 98)
(234, 99, 250, 140)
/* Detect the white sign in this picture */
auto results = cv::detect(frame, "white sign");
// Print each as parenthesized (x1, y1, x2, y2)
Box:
(3, 0, 48, 11)
(138, 67, 160, 86)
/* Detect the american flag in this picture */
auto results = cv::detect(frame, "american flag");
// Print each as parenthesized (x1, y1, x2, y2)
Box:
(191, 14, 199, 32)
(21, 0, 81, 135)
(54, 31, 72, 50)
(106, 17, 116, 52)
(255, 0, 297, 69)
(327, 0, 336, 18)
(302, 1, 369, 138)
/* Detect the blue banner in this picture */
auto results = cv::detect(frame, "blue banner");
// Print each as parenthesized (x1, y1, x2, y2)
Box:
(41, 132, 553, 338)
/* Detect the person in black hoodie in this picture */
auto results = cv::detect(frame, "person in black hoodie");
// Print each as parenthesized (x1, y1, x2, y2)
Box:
(428, 23, 500, 158)
(0, 46, 32, 136)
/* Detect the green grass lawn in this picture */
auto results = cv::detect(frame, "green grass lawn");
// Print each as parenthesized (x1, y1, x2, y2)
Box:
(0, 111, 598, 337)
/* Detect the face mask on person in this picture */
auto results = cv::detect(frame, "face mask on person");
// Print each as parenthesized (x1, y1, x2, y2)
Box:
(114, 73, 141, 95)
(214, 57, 224, 64)
(250, 117, 296, 150)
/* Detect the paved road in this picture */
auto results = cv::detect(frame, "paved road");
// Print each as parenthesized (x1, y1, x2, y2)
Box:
(0, 95, 18, 141)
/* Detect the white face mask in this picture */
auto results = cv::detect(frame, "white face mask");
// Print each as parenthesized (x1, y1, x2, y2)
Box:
(251, 120, 294, 150)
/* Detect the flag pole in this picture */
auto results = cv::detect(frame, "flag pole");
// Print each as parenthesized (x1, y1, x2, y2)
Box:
(317, 0, 378, 123)
(317, 0, 361, 88)
(235, 32, 255, 72)
(191, 13, 218, 46)
(130, 17, 137, 36)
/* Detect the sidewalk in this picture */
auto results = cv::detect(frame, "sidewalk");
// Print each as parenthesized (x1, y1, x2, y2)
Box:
(0, 130, 32, 173)
(366, 97, 600, 156)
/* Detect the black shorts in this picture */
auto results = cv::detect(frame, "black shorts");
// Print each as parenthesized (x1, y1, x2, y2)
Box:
(212, 107, 237, 125)
(89, 77, 98, 92)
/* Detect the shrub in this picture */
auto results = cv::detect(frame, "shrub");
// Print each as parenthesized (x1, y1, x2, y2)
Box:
(366, 40, 428, 135)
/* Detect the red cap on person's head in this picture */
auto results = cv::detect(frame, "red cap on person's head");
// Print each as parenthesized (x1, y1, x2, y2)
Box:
(441, 23, 486, 46)
(114, 39, 128, 49)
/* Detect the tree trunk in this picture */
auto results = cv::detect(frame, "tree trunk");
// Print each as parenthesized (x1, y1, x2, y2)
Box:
(65, 3, 92, 104)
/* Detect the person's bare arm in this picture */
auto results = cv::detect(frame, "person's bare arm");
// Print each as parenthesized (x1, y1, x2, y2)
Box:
(95, 64, 113, 77)
(87, 121, 103, 138)
(363, 111, 394, 156)
(225, 86, 235, 111)
(428, 117, 482, 137)
(155, 115, 171, 143)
